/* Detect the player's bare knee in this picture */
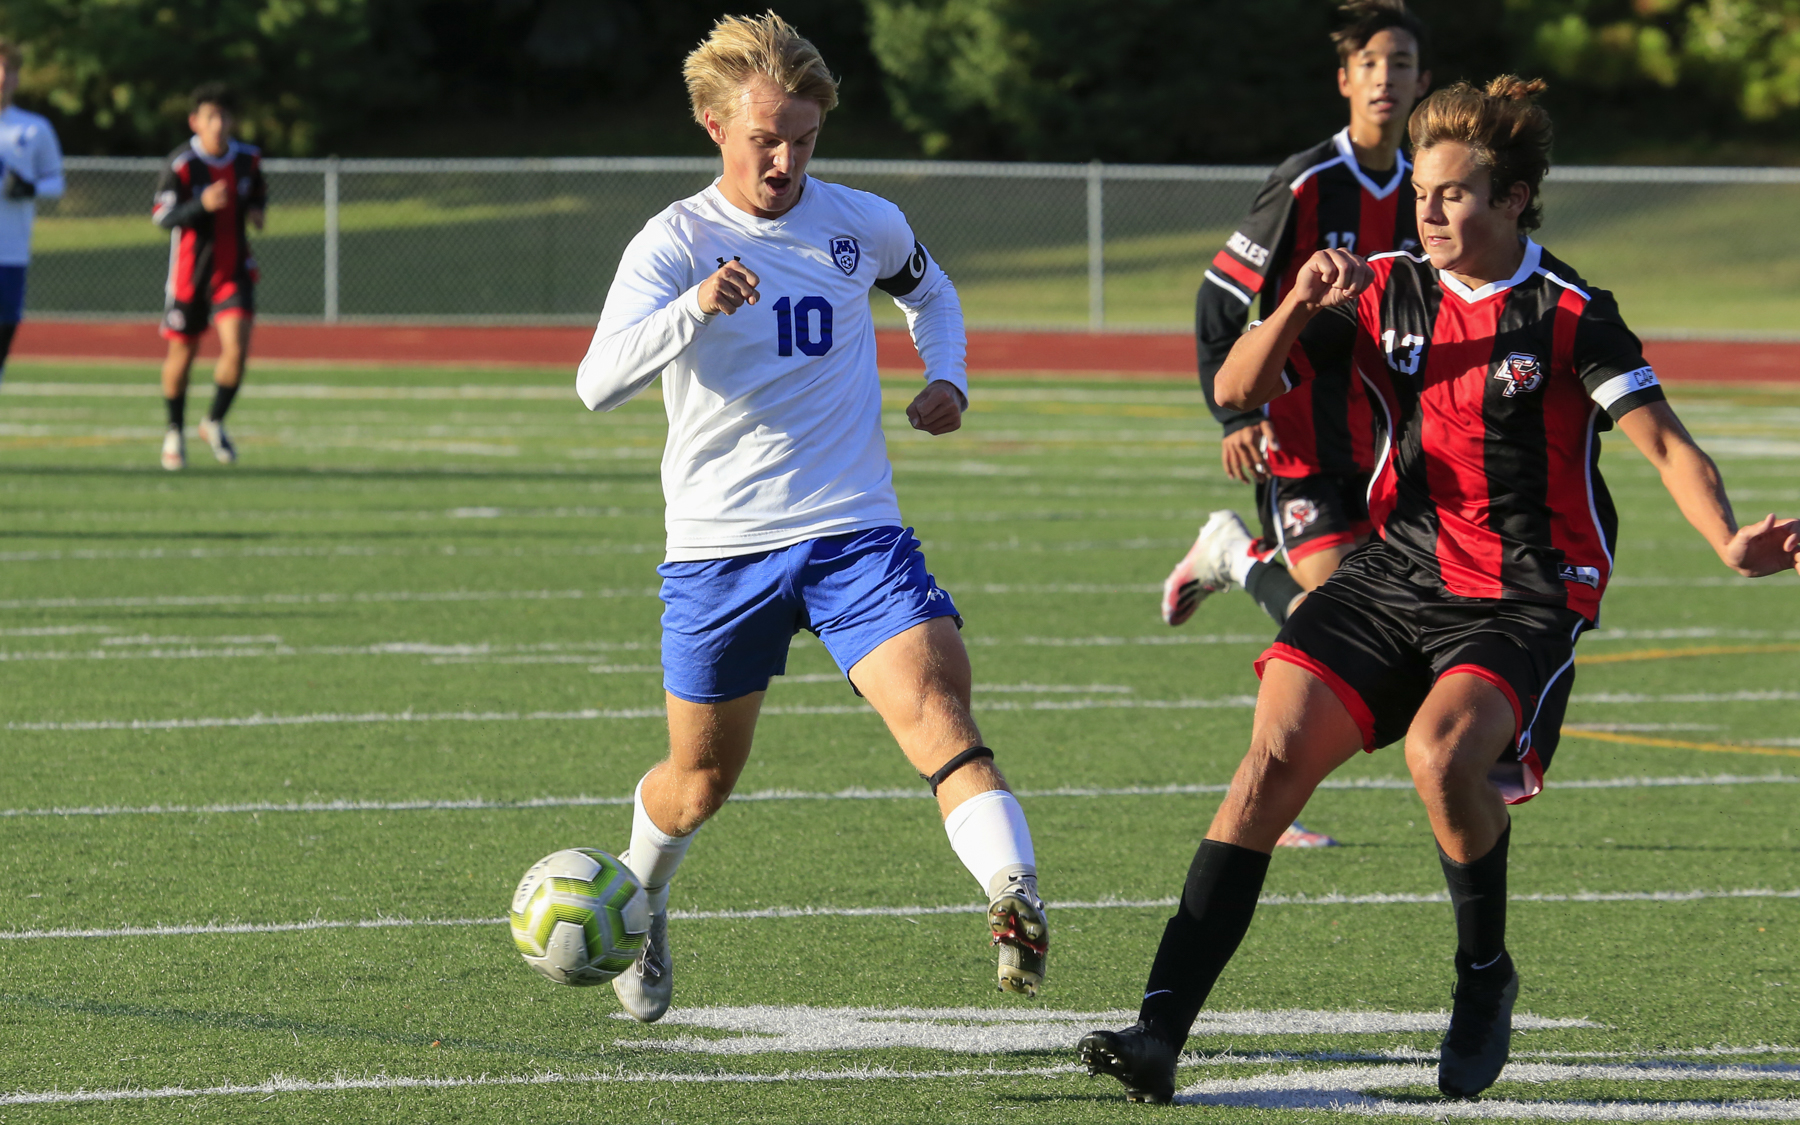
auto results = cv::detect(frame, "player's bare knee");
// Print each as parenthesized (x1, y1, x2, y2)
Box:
(1404, 734, 1487, 796)
(667, 776, 732, 832)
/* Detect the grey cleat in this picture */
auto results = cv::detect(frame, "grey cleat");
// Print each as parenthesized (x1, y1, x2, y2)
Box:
(1078, 1024, 1179, 1104)
(198, 417, 237, 464)
(612, 901, 672, 1023)
(1438, 956, 1519, 1098)
(989, 878, 1049, 996)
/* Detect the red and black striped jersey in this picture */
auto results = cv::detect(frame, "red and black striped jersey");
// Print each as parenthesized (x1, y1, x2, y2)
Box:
(1199, 128, 1418, 476)
(1285, 240, 1665, 622)
(153, 138, 266, 301)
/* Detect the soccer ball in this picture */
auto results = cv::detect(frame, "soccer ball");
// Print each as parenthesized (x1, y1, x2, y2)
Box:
(509, 848, 649, 986)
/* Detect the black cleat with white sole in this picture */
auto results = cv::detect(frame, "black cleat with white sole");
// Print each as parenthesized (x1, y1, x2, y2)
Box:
(1078, 1024, 1179, 1104)
(1438, 953, 1519, 1099)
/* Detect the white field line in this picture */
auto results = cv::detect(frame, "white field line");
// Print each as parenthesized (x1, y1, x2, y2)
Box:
(0, 588, 657, 611)
(0, 538, 1195, 564)
(6, 625, 1796, 665)
(7, 1059, 1800, 1113)
(1571, 691, 1800, 704)
(618, 1006, 1597, 1056)
(0, 544, 668, 564)
(0, 581, 1788, 613)
(0, 584, 1162, 613)
(0, 633, 1276, 663)
(6, 888, 1795, 941)
(0, 696, 1264, 732)
(0, 1065, 1084, 1108)
(13, 688, 1800, 733)
(0, 381, 577, 401)
(1179, 1061, 1800, 1118)
(6, 773, 1796, 820)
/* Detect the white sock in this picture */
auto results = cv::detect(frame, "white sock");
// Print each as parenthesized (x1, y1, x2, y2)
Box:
(1227, 540, 1260, 586)
(624, 775, 697, 914)
(943, 789, 1037, 899)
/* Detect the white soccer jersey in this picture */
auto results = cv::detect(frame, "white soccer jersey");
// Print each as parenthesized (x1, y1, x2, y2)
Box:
(0, 105, 65, 266)
(577, 176, 968, 561)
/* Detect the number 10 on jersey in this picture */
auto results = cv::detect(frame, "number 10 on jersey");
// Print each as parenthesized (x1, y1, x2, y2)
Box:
(774, 296, 833, 357)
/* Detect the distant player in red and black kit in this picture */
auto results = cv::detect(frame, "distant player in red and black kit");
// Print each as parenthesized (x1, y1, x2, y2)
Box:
(1082, 78, 1800, 1105)
(1163, 0, 1430, 638)
(153, 83, 265, 470)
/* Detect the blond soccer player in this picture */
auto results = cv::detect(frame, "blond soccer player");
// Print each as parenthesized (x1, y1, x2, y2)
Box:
(575, 13, 1049, 1021)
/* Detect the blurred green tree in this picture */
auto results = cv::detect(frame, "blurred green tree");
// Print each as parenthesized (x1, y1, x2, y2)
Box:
(868, 0, 1800, 162)
(2, 0, 413, 154)
(865, 0, 1345, 161)
(5, 1, 1800, 159)
(1514, 0, 1800, 119)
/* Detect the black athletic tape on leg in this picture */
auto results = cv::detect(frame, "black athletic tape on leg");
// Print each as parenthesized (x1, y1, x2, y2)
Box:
(922, 745, 994, 796)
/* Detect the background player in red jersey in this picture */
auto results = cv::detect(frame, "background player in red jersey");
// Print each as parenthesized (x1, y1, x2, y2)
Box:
(1165, 0, 1431, 637)
(153, 83, 266, 470)
(1082, 76, 1800, 1105)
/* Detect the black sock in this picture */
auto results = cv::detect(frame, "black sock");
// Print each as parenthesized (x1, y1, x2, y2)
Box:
(1438, 821, 1511, 975)
(208, 382, 239, 422)
(1244, 560, 1305, 626)
(0, 321, 16, 384)
(1137, 839, 1271, 1049)
(165, 394, 185, 430)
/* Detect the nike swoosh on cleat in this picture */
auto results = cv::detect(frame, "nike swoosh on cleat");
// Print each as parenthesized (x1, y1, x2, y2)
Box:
(1142, 989, 1172, 999)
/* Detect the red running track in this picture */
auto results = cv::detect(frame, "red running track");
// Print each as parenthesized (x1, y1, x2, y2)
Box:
(11, 320, 1798, 383)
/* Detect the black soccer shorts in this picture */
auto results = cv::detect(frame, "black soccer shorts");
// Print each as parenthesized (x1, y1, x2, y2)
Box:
(1254, 540, 1588, 804)
(1255, 472, 1373, 565)
(161, 277, 255, 341)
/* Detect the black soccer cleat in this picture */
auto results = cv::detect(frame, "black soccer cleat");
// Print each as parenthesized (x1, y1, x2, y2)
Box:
(1078, 1024, 1179, 1105)
(1438, 955, 1519, 1099)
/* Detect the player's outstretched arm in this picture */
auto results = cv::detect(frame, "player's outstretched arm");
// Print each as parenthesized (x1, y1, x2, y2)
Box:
(1215, 249, 1371, 413)
(1618, 401, 1800, 577)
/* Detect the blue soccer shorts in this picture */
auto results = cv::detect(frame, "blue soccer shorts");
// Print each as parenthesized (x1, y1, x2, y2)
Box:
(657, 525, 962, 704)
(0, 265, 26, 325)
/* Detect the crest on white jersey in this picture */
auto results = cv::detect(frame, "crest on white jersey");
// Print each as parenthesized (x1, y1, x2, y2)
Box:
(830, 236, 860, 276)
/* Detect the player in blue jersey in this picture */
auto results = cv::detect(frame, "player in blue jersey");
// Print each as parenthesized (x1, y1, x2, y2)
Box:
(0, 39, 65, 383)
(576, 13, 1048, 1021)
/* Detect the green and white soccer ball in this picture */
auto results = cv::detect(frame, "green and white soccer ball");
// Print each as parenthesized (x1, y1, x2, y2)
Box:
(509, 848, 649, 986)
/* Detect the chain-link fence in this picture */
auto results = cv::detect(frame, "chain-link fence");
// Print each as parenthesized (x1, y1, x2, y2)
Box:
(33, 157, 1800, 335)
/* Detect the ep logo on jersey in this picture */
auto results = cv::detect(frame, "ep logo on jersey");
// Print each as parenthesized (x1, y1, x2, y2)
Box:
(829, 236, 860, 276)
(1493, 352, 1544, 397)
(1282, 499, 1320, 533)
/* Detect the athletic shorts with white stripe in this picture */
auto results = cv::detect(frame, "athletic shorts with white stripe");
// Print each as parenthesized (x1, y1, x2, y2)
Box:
(1254, 539, 1586, 804)
(1254, 471, 1372, 565)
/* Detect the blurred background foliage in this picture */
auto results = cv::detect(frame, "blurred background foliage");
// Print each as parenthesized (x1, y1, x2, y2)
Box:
(2, 0, 1797, 162)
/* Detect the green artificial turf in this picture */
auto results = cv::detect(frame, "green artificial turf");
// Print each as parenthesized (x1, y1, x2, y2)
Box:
(0, 362, 1796, 1121)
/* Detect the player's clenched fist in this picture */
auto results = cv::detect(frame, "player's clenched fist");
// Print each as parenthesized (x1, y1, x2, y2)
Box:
(698, 259, 760, 315)
(907, 379, 965, 435)
(199, 180, 232, 212)
(1291, 248, 1372, 311)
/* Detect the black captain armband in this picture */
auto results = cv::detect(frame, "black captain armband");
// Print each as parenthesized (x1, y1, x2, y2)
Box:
(875, 240, 932, 297)
(921, 745, 994, 796)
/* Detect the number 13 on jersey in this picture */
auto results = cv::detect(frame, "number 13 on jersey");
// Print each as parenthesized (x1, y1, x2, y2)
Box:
(773, 296, 833, 357)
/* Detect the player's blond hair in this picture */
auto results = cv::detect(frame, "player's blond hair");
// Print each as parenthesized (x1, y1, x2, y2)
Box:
(683, 11, 839, 129)
(1409, 75, 1553, 231)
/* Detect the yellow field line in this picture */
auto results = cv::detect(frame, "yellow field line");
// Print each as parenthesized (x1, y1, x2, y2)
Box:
(1576, 643, 1800, 665)
(1559, 729, 1800, 758)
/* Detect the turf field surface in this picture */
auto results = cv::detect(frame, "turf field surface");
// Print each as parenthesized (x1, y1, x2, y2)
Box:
(0, 362, 1796, 1122)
